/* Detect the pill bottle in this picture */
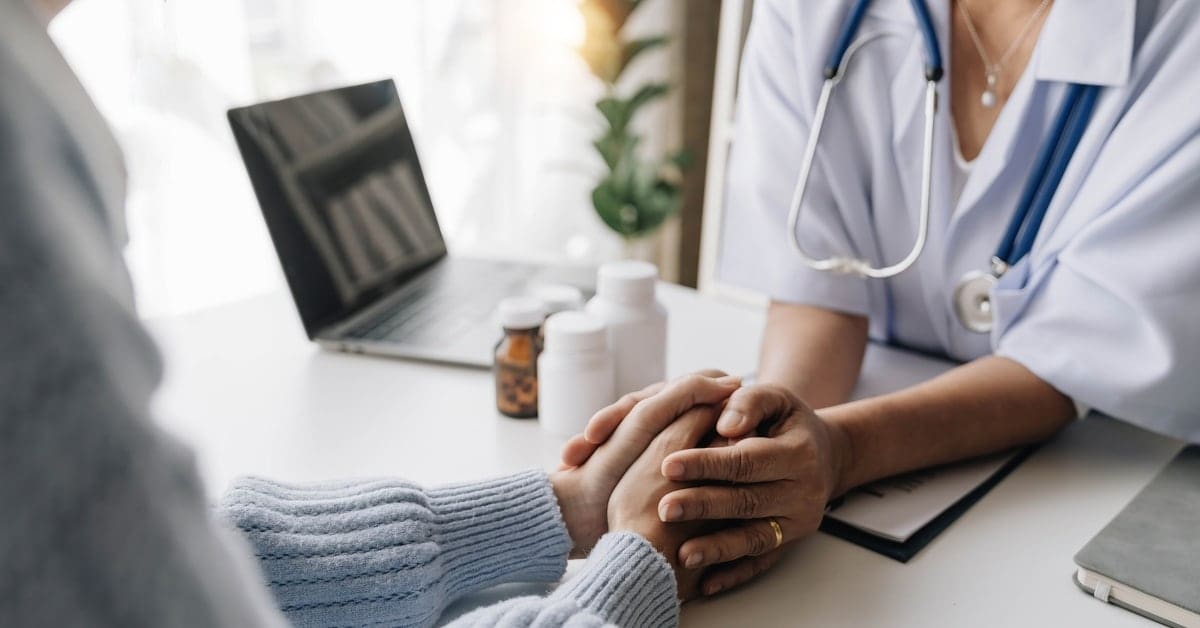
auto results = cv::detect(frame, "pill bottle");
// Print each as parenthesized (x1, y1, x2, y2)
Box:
(494, 297, 544, 418)
(585, 261, 667, 397)
(528, 283, 585, 318)
(538, 312, 615, 436)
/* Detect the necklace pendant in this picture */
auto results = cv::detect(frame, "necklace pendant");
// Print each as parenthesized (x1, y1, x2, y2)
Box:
(981, 89, 997, 108)
(981, 71, 999, 108)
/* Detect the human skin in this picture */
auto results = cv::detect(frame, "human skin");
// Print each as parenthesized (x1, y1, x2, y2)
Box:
(548, 373, 740, 558)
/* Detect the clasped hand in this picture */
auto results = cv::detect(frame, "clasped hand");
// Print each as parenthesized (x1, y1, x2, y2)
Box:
(550, 372, 849, 600)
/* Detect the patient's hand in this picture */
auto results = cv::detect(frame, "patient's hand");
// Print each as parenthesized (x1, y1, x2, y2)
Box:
(560, 371, 739, 468)
(550, 373, 739, 557)
(607, 404, 724, 602)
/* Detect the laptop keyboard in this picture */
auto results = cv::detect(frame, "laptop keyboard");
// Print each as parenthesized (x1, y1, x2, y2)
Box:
(345, 262, 532, 346)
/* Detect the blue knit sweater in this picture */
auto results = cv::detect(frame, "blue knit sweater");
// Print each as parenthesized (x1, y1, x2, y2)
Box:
(219, 471, 678, 627)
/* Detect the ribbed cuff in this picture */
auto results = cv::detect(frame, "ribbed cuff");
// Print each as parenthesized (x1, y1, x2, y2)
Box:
(430, 470, 572, 600)
(551, 532, 678, 628)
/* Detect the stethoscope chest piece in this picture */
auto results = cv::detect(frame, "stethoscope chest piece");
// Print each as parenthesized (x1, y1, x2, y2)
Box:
(953, 270, 997, 334)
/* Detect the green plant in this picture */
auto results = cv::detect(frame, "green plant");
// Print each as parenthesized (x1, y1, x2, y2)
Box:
(578, 0, 689, 240)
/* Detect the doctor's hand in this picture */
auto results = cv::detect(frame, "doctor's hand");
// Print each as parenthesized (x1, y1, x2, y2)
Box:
(658, 384, 850, 596)
(550, 372, 740, 557)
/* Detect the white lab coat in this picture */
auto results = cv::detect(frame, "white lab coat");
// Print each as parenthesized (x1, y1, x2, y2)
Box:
(718, 0, 1200, 442)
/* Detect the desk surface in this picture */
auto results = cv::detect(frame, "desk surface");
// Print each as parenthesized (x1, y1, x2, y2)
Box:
(149, 284, 1179, 627)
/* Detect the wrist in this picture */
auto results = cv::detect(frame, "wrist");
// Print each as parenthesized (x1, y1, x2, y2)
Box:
(820, 410, 856, 498)
(549, 471, 581, 550)
(550, 470, 604, 557)
(610, 515, 676, 566)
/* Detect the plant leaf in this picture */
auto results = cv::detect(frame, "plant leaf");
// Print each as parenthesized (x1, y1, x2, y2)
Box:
(626, 82, 670, 119)
(593, 131, 639, 170)
(595, 97, 629, 133)
(591, 153, 683, 238)
(595, 83, 669, 137)
(592, 175, 638, 236)
(617, 36, 669, 80)
(669, 148, 692, 170)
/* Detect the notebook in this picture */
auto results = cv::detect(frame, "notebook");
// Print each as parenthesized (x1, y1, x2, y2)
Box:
(803, 343, 1032, 562)
(820, 448, 1030, 562)
(1073, 445, 1200, 628)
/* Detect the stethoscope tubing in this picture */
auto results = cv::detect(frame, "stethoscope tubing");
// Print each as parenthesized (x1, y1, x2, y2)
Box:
(824, 0, 944, 81)
(788, 0, 1099, 287)
(787, 0, 943, 279)
(999, 83, 1100, 268)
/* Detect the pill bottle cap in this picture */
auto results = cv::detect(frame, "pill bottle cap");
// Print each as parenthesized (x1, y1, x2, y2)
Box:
(544, 312, 607, 353)
(528, 283, 585, 315)
(595, 261, 657, 305)
(498, 296, 545, 330)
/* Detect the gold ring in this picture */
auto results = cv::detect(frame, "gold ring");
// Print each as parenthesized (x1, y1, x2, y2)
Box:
(768, 517, 783, 549)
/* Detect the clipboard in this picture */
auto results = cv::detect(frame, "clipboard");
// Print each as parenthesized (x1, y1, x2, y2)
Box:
(819, 447, 1033, 562)
(811, 343, 1033, 562)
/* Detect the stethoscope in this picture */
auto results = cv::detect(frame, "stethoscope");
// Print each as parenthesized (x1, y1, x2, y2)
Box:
(786, 0, 1100, 333)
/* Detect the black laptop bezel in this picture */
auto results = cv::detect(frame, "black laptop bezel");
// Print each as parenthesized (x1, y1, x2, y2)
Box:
(227, 79, 446, 338)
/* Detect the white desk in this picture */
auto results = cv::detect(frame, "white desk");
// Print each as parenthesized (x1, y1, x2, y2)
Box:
(149, 284, 1179, 627)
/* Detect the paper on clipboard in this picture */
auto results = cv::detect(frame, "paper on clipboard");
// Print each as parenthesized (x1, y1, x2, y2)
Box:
(825, 452, 1017, 542)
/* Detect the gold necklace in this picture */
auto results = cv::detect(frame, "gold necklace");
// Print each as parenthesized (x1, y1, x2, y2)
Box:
(957, 0, 1052, 108)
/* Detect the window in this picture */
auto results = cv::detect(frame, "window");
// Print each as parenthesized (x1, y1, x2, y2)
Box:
(51, 0, 676, 317)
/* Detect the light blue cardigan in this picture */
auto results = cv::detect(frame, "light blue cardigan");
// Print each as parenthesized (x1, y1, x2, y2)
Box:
(220, 471, 678, 627)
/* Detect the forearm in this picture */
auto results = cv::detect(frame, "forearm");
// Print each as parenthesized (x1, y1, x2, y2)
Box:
(220, 471, 572, 627)
(822, 355, 1075, 495)
(757, 301, 868, 409)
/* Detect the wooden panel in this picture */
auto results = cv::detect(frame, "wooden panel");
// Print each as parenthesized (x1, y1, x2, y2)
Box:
(675, 0, 723, 288)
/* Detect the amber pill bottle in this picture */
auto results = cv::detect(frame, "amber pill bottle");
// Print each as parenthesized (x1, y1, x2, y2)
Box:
(494, 297, 545, 418)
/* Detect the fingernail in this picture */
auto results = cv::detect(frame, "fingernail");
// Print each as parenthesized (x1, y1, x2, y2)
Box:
(662, 460, 685, 479)
(716, 375, 741, 386)
(659, 501, 683, 522)
(705, 582, 723, 596)
(717, 411, 744, 433)
(684, 552, 704, 568)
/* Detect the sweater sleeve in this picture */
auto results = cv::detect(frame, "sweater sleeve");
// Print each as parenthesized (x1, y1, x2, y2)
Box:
(445, 532, 679, 628)
(218, 470, 573, 627)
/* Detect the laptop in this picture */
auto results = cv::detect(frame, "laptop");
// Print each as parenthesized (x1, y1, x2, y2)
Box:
(228, 79, 588, 367)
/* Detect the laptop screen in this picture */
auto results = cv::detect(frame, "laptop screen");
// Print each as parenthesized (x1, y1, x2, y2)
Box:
(228, 79, 446, 337)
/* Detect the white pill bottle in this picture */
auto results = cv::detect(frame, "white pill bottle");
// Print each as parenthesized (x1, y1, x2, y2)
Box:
(585, 261, 667, 397)
(538, 312, 615, 436)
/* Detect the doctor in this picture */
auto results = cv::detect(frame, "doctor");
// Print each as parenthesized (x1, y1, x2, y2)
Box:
(566, 0, 1200, 596)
